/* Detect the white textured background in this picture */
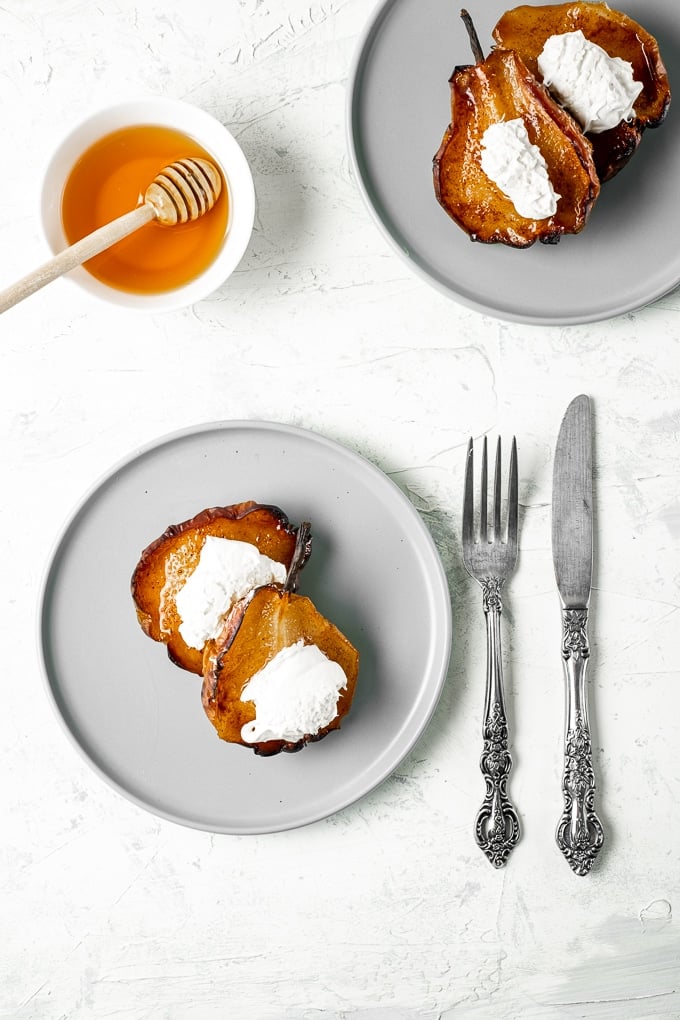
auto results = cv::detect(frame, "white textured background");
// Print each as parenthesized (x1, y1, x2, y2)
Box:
(1, 1, 679, 1017)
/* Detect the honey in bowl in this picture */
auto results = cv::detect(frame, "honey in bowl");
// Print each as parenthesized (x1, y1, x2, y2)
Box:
(61, 124, 229, 295)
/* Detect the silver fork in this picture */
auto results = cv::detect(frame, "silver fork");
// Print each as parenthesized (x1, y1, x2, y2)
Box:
(462, 436, 521, 868)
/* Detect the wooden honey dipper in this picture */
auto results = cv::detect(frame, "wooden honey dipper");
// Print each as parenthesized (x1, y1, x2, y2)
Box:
(0, 157, 222, 313)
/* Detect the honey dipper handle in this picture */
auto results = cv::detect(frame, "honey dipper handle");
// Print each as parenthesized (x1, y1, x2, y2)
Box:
(0, 202, 156, 314)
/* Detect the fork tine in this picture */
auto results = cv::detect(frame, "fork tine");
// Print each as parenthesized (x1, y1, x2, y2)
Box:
(480, 436, 488, 542)
(463, 438, 474, 547)
(507, 435, 518, 548)
(493, 436, 502, 541)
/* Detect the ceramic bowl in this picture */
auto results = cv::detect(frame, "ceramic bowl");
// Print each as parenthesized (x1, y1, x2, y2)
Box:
(40, 98, 255, 312)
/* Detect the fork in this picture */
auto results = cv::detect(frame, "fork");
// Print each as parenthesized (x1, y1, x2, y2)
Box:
(462, 436, 521, 868)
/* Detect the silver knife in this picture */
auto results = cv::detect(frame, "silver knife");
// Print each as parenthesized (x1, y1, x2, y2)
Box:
(551, 394, 604, 876)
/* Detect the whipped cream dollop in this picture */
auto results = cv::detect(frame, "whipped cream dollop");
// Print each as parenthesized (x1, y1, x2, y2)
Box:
(240, 640, 347, 744)
(480, 118, 560, 219)
(175, 537, 286, 649)
(538, 30, 643, 133)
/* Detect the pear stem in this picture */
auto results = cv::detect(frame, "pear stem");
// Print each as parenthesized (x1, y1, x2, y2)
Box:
(460, 9, 485, 64)
(284, 521, 313, 593)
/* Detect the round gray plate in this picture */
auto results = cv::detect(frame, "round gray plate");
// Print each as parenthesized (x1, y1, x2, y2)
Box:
(347, 0, 679, 324)
(39, 421, 452, 834)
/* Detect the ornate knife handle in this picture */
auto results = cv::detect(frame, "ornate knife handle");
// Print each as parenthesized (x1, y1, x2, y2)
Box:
(556, 608, 604, 876)
(474, 577, 520, 868)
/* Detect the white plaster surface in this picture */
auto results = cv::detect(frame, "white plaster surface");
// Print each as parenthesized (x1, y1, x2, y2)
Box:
(1, 1, 679, 1017)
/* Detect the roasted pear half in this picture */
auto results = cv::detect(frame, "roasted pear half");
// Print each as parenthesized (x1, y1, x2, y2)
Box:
(131, 501, 299, 675)
(202, 523, 360, 756)
(433, 14, 600, 246)
(493, 2, 671, 181)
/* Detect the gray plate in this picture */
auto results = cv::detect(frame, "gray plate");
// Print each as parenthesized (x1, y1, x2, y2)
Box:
(347, 0, 679, 324)
(39, 421, 452, 834)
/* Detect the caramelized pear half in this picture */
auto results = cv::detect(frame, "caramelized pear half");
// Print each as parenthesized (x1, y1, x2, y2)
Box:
(433, 44, 600, 246)
(492, 2, 671, 181)
(131, 501, 298, 675)
(202, 523, 359, 756)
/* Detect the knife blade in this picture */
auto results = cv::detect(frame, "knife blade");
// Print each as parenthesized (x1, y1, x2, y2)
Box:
(551, 394, 604, 876)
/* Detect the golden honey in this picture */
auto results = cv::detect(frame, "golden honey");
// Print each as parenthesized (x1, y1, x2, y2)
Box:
(61, 124, 229, 295)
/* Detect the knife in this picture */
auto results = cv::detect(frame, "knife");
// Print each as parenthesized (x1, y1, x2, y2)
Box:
(551, 394, 604, 876)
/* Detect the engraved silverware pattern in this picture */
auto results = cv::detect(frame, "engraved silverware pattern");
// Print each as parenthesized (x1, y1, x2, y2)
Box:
(551, 394, 604, 876)
(462, 436, 520, 868)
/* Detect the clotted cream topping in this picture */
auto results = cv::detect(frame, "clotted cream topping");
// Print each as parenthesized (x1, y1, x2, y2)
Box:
(537, 30, 643, 134)
(240, 640, 347, 743)
(175, 536, 286, 649)
(480, 118, 560, 220)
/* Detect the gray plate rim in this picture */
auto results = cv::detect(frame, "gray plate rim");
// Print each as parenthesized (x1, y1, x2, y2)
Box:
(37, 419, 452, 834)
(346, 0, 679, 325)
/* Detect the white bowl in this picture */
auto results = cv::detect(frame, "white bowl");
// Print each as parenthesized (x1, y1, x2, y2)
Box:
(40, 98, 255, 312)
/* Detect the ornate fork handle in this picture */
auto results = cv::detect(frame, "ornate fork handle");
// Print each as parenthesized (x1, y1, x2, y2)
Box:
(474, 576, 520, 868)
(556, 608, 604, 876)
